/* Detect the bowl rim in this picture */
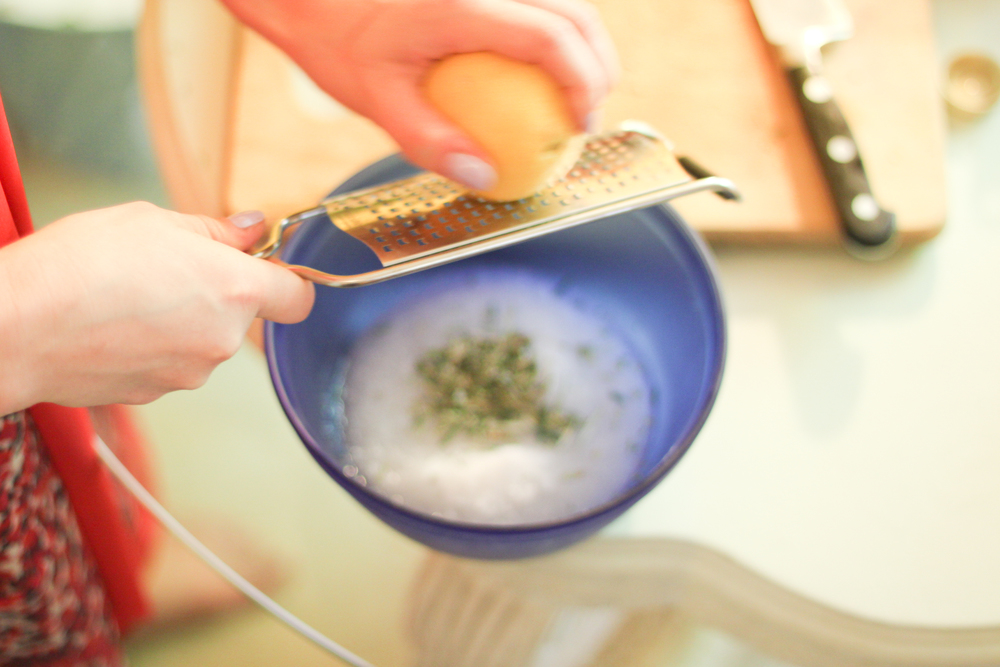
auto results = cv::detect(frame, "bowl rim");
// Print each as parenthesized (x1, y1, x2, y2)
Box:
(263, 155, 727, 536)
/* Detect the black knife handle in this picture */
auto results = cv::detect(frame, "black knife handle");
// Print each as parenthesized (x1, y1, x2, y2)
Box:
(788, 66, 896, 248)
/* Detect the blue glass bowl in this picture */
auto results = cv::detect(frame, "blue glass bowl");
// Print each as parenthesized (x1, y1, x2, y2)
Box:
(264, 155, 726, 559)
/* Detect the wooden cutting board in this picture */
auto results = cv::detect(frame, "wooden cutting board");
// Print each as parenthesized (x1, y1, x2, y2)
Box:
(224, 0, 947, 245)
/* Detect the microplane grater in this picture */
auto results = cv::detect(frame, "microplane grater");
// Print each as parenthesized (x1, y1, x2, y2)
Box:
(251, 124, 740, 287)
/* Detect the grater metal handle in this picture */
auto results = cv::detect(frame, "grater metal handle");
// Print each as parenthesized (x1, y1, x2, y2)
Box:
(250, 206, 327, 259)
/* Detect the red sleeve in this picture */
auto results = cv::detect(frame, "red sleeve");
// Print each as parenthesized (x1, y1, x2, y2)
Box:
(0, 89, 33, 242)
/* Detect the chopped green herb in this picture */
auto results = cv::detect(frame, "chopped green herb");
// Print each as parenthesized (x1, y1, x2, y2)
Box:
(414, 332, 580, 445)
(536, 404, 582, 444)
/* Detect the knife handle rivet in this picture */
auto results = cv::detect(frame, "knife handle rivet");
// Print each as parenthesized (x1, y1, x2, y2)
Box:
(803, 75, 834, 104)
(851, 193, 879, 221)
(827, 135, 858, 163)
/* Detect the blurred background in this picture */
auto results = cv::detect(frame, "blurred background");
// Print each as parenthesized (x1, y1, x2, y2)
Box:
(1, 0, 998, 666)
(0, 0, 168, 223)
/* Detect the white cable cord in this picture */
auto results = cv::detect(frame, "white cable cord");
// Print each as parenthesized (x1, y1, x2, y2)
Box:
(94, 437, 374, 667)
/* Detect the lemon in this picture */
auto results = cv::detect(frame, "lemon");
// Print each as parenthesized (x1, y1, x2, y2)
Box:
(424, 52, 585, 201)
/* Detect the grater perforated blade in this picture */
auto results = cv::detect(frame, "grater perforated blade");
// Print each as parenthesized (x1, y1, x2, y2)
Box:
(251, 123, 740, 287)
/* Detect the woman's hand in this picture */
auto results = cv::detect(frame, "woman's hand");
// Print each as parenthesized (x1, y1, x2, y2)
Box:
(0, 202, 314, 413)
(222, 0, 619, 191)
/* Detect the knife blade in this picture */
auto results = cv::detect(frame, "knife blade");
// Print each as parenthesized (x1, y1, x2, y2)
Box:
(749, 0, 896, 253)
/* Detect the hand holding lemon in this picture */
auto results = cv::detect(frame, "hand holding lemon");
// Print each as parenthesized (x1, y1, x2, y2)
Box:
(222, 0, 618, 196)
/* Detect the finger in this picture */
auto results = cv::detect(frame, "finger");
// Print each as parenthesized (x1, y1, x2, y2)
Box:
(173, 209, 268, 252)
(366, 72, 500, 190)
(250, 258, 317, 324)
(513, 0, 620, 89)
(443, 1, 611, 130)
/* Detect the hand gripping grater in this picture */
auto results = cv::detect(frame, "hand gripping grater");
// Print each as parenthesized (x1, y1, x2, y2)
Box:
(250, 123, 740, 287)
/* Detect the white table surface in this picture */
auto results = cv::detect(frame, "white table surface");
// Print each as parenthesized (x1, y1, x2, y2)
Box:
(611, 0, 1000, 629)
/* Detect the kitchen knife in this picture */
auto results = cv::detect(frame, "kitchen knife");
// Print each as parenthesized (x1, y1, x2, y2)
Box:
(749, 0, 896, 252)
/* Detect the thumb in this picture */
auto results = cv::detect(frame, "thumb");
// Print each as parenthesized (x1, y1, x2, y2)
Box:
(175, 209, 268, 251)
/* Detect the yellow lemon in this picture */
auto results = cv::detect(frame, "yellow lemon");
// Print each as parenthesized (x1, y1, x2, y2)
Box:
(423, 52, 585, 201)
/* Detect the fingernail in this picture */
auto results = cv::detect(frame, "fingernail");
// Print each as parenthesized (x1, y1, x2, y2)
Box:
(443, 153, 497, 192)
(228, 210, 265, 228)
(585, 111, 601, 134)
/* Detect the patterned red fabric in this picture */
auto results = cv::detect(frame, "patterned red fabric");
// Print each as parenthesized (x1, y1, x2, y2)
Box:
(0, 86, 155, 646)
(0, 412, 124, 666)
(29, 405, 155, 636)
